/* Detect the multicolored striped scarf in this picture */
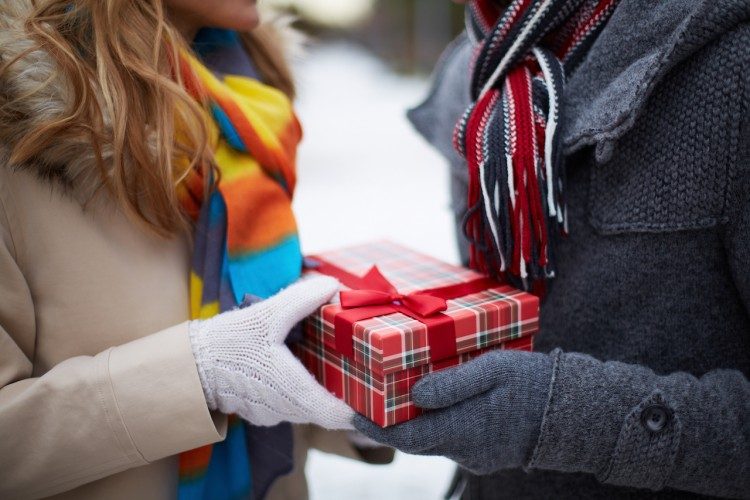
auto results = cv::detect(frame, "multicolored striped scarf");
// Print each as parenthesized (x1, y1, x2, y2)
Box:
(175, 49, 303, 499)
(455, 0, 619, 287)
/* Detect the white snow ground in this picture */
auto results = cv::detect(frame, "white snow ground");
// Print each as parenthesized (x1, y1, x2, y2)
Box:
(292, 42, 459, 499)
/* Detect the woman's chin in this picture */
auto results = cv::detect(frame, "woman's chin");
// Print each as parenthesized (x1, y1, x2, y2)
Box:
(205, 4, 260, 32)
(231, 10, 260, 31)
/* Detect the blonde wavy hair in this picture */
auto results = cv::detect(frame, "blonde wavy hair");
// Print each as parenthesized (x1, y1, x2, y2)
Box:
(0, 0, 295, 236)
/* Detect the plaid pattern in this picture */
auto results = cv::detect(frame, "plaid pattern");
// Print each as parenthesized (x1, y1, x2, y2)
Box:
(294, 334, 533, 427)
(297, 241, 539, 426)
(306, 241, 539, 376)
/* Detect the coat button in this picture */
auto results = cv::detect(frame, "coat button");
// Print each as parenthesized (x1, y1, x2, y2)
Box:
(641, 404, 671, 433)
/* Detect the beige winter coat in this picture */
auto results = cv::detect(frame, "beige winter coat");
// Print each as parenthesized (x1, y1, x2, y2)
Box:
(0, 2, 389, 499)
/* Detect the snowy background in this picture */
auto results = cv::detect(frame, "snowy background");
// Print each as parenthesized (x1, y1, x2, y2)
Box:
(292, 42, 460, 499)
(293, 42, 459, 266)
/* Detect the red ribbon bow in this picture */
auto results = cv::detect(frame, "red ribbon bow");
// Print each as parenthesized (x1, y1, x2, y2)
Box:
(339, 266, 449, 317)
(309, 258, 499, 363)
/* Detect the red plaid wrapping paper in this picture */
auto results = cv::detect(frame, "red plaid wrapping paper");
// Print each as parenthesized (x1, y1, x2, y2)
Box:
(293, 333, 533, 427)
(296, 241, 540, 427)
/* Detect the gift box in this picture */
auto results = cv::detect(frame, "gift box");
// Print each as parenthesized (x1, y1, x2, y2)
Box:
(293, 241, 540, 427)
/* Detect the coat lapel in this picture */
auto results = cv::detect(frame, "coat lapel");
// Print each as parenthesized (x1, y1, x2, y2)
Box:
(561, 0, 750, 162)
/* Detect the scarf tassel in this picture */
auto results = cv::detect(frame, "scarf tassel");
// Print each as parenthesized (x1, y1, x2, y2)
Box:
(456, 0, 618, 287)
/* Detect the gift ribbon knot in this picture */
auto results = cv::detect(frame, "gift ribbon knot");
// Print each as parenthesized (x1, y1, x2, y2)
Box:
(307, 256, 501, 363)
(339, 266, 449, 317)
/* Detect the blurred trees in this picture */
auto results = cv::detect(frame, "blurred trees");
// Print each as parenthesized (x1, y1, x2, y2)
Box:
(354, 0, 466, 73)
(270, 0, 466, 73)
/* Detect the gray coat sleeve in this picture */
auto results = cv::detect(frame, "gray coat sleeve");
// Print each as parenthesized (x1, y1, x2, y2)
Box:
(527, 351, 750, 497)
(527, 111, 750, 498)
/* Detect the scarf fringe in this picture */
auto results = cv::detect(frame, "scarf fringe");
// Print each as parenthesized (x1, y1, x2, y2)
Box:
(455, 0, 619, 286)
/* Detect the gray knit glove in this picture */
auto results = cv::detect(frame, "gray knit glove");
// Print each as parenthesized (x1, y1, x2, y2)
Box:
(353, 350, 554, 474)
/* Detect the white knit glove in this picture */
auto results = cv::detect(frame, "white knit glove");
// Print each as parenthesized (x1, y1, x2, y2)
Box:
(189, 275, 354, 430)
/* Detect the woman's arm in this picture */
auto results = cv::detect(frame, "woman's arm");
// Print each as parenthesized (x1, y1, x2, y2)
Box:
(0, 205, 227, 499)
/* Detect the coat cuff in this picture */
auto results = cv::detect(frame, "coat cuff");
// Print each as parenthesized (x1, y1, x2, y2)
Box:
(527, 350, 681, 489)
(107, 322, 227, 462)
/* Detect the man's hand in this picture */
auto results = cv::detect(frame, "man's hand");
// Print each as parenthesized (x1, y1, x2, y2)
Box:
(353, 350, 554, 474)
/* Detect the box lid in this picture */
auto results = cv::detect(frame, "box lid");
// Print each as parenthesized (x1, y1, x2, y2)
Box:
(304, 241, 539, 376)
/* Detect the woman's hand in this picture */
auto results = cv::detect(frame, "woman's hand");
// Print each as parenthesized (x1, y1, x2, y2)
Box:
(189, 275, 354, 429)
(353, 350, 554, 474)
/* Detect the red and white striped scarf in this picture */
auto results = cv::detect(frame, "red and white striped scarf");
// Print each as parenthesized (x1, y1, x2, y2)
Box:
(455, 0, 619, 287)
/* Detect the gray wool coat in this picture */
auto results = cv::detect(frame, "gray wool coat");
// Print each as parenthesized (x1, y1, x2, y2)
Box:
(408, 0, 750, 498)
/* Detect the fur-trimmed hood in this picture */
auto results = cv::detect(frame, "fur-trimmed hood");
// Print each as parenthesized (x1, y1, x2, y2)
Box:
(0, 0, 109, 198)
